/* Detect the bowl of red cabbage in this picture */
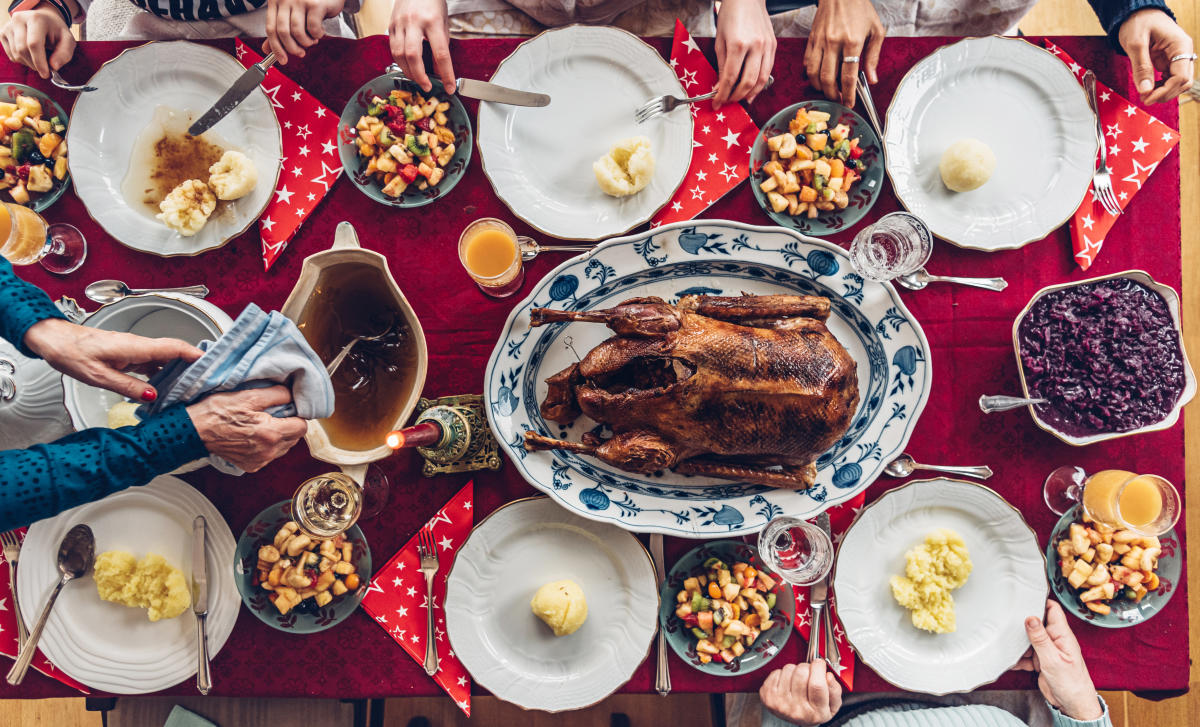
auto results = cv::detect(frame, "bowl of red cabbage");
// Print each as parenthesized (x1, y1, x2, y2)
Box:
(1010, 271, 1194, 446)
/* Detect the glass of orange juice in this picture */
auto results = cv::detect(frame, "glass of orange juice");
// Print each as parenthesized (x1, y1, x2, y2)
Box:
(0, 202, 86, 274)
(458, 218, 529, 298)
(1044, 466, 1180, 535)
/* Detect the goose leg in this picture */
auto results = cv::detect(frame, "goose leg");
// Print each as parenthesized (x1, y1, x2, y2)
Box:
(674, 458, 818, 490)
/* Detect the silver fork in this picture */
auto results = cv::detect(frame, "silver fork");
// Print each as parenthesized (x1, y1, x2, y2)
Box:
(50, 70, 96, 93)
(1083, 71, 1121, 217)
(0, 530, 27, 648)
(416, 528, 440, 676)
(636, 76, 775, 124)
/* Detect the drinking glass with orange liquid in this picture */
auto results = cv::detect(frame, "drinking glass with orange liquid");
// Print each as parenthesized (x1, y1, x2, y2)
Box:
(0, 202, 86, 274)
(1044, 465, 1180, 535)
(458, 218, 528, 298)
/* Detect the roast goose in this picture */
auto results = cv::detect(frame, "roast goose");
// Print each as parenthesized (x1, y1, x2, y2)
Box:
(523, 294, 859, 489)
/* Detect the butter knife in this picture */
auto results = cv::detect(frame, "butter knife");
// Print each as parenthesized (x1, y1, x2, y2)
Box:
(650, 533, 671, 695)
(806, 513, 830, 664)
(192, 515, 212, 695)
(188, 53, 277, 136)
(815, 513, 841, 671)
(455, 78, 550, 107)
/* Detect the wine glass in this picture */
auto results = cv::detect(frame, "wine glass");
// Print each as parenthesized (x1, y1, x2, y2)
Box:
(291, 472, 364, 538)
(757, 516, 834, 586)
(1043, 466, 1181, 536)
(0, 203, 86, 274)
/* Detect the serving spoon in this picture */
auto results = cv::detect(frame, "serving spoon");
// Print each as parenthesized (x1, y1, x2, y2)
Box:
(897, 268, 1008, 292)
(979, 395, 1047, 413)
(6, 524, 94, 685)
(85, 279, 210, 305)
(884, 454, 993, 480)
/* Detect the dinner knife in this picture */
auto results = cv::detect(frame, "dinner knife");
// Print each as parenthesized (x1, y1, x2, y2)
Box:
(815, 513, 841, 671)
(806, 513, 831, 664)
(455, 78, 550, 107)
(650, 533, 671, 695)
(188, 53, 277, 137)
(192, 515, 212, 696)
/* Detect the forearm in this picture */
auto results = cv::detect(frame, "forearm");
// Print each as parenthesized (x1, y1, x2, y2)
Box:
(0, 405, 207, 531)
(1088, 0, 1173, 46)
(1050, 695, 1112, 727)
(0, 257, 66, 358)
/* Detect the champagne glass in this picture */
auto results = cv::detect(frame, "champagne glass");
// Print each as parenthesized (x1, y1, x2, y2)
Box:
(0, 203, 86, 274)
(291, 472, 364, 538)
(757, 516, 834, 586)
(1044, 466, 1181, 536)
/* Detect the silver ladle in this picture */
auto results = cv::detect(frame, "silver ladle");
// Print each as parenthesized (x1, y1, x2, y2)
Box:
(884, 453, 993, 480)
(85, 279, 210, 305)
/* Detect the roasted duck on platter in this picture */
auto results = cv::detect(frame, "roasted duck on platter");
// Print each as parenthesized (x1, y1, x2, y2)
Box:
(523, 294, 860, 489)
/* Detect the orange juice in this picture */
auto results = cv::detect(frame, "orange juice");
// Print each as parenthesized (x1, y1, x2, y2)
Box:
(1081, 469, 1135, 526)
(1116, 476, 1165, 528)
(464, 228, 518, 279)
(0, 203, 49, 266)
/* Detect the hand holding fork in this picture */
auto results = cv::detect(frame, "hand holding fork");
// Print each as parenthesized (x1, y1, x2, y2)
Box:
(417, 528, 440, 676)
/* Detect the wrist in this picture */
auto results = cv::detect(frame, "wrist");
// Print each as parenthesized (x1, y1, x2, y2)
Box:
(9, 0, 72, 25)
(22, 317, 72, 360)
(1060, 693, 1104, 721)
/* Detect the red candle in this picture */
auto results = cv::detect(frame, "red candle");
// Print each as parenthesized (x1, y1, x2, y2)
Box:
(386, 421, 442, 449)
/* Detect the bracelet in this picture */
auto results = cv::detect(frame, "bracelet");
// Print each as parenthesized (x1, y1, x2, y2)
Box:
(7, 0, 71, 25)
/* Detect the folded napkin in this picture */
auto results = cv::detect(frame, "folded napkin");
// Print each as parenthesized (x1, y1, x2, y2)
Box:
(650, 20, 759, 227)
(792, 492, 866, 691)
(0, 528, 90, 693)
(164, 705, 218, 727)
(235, 41, 343, 271)
(362, 482, 474, 716)
(1042, 41, 1180, 270)
(140, 303, 334, 475)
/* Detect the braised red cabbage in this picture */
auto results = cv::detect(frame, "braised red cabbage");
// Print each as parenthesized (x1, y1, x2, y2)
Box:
(1018, 278, 1186, 437)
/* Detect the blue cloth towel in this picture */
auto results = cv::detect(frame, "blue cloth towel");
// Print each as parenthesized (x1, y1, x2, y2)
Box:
(139, 303, 334, 475)
(164, 705, 218, 727)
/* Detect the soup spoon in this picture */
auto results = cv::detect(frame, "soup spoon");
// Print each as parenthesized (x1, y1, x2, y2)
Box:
(85, 279, 210, 305)
(897, 268, 1007, 292)
(519, 239, 596, 262)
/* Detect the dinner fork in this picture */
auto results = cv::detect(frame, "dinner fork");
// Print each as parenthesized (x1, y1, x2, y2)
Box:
(50, 70, 96, 93)
(635, 76, 774, 124)
(1, 530, 28, 648)
(1083, 71, 1121, 217)
(416, 528, 440, 676)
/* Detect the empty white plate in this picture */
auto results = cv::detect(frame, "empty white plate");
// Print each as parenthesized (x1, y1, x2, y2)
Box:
(477, 26, 692, 240)
(445, 497, 658, 711)
(833, 478, 1047, 694)
(884, 36, 1096, 251)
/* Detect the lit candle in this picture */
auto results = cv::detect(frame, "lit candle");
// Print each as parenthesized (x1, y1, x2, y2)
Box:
(385, 421, 443, 449)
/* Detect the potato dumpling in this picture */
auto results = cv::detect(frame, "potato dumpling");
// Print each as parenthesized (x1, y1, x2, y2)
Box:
(94, 551, 190, 622)
(531, 579, 588, 636)
(156, 179, 216, 236)
(107, 401, 140, 428)
(939, 138, 996, 192)
(889, 528, 972, 634)
(593, 136, 655, 197)
(207, 150, 257, 201)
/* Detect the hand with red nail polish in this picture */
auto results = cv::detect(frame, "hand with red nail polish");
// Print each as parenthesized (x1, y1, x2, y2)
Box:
(23, 318, 202, 403)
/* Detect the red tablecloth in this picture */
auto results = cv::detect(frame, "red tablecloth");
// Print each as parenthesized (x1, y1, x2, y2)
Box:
(0, 35, 1185, 699)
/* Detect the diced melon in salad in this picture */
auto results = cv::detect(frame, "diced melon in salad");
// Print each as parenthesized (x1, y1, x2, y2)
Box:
(675, 557, 779, 665)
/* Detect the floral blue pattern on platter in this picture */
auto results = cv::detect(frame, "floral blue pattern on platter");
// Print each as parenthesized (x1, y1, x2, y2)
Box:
(337, 70, 472, 208)
(484, 220, 932, 537)
(1046, 505, 1180, 629)
(0, 83, 70, 213)
(659, 541, 794, 676)
(233, 500, 372, 634)
(749, 100, 883, 236)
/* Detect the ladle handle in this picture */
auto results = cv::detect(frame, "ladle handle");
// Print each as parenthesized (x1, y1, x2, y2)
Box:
(979, 395, 1044, 413)
(913, 463, 995, 480)
(131, 284, 210, 298)
(7, 576, 68, 685)
(925, 274, 1008, 291)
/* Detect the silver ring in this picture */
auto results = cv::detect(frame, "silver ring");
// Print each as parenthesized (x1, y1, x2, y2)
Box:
(842, 56, 861, 64)
(1170, 53, 1198, 63)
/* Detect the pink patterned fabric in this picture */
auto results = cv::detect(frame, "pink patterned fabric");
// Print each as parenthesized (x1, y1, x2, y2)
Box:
(0, 36, 1184, 699)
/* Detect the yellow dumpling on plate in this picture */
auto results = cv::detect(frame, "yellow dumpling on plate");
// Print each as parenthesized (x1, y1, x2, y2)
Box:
(593, 137, 655, 197)
(531, 579, 588, 636)
(94, 551, 190, 621)
(889, 528, 972, 633)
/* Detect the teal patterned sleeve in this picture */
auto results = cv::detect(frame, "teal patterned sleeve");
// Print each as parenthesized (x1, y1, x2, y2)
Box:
(0, 257, 67, 357)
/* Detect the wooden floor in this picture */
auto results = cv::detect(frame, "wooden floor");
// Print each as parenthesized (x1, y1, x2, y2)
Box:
(1, 1, 1197, 725)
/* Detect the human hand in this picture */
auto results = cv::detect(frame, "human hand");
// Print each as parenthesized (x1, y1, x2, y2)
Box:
(186, 386, 307, 472)
(713, 0, 776, 110)
(1118, 8, 1195, 105)
(0, 4, 75, 80)
(389, 0, 455, 93)
(805, 0, 884, 108)
(23, 318, 202, 403)
(264, 0, 345, 65)
(759, 660, 843, 726)
(1013, 600, 1103, 721)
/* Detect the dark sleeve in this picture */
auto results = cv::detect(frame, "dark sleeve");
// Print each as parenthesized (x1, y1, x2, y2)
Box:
(0, 405, 208, 531)
(1087, 0, 1175, 50)
(0, 257, 66, 358)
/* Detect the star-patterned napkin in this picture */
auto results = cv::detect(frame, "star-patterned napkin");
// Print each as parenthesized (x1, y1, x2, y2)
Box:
(792, 493, 865, 690)
(235, 40, 342, 271)
(1042, 41, 1180, 270)
(361, 482, 474, 715)
(0, 528, 89, 693)
(650, 20, 759, 227)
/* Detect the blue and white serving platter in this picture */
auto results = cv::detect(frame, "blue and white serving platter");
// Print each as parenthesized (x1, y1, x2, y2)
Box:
(485, 220, 932, 538)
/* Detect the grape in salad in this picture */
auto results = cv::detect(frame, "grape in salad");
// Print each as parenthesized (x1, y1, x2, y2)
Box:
(674, 557, 779, 665)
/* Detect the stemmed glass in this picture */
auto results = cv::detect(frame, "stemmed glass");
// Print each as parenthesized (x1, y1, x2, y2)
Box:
(1043, 465, 1181, 536)
(757, 516, 835, 587)
(290, 465, 391, 538)
(0, 202, 86, 274)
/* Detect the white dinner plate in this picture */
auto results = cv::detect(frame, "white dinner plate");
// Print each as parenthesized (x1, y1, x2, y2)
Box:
(68, 41, 282, 257)
(445, 498, 658, 711)
(832, 478, 1047, 694)
(477, 26, 692, 240)
(18, 476, 239, 694)
(884, 36, 1097, 251)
